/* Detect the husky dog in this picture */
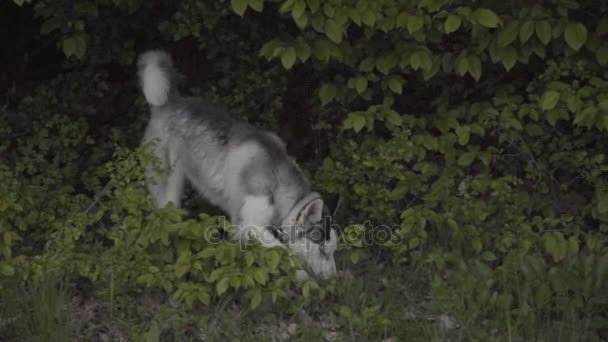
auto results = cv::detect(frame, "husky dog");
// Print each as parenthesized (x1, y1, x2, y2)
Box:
(137, 50, 337, 279)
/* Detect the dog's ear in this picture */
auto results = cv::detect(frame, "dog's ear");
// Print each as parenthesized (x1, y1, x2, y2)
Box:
(300, 197, 324, 224)
(322, 193, 342, 217)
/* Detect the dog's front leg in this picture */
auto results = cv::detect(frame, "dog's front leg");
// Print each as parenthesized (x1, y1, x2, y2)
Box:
(236, 195, 284, 248)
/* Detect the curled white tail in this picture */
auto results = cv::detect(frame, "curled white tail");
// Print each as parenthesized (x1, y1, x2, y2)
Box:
(138, 50, 174, 106)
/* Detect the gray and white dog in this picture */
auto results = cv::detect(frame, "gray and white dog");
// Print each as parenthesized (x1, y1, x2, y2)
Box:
(137, 50, 337, 279)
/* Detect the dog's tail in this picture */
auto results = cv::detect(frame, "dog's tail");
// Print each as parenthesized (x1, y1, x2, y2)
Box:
(137, 50, 177, 107)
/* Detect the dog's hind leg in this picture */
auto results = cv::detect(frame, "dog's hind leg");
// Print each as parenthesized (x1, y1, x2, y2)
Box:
(161, 159, 185, 208)
(144, 122, 185, 208)
(146, 156, 185, 208)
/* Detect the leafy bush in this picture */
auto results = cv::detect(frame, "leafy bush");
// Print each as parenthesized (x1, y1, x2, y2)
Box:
(3, 0, 608, 339)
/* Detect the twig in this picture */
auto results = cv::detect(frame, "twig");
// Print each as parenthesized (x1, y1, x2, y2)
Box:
(83, 181, 112, 214)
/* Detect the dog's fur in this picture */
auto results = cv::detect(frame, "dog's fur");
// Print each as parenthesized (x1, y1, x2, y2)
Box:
(137, 50, 337, 279)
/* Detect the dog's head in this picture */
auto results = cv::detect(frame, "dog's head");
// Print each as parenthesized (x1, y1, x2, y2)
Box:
(279, 193, 339, 279)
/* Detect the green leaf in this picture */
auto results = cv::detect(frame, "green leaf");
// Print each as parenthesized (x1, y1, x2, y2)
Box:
(416, 134, 439, 151)
(253, 270, 268, 284)
(596, 45, 608, 65)
(259, 40, 279, 59)
(565, 95, 582, 113)
(325, 19, 343, 43)
(250, 288, 262, 309)
(292, 0, 305, 19)
(531, 40, 546, 58)
(359, 57, 375, 72)
(245, 252, 255, 266)
(319, 83, 336, 105)
(567, 237, 579, 255)
(362, 10, 376, 27)
(455, 53, 469, 76)
(519, 20, 534, 43)
(339, 305, 353, 318)
(197, 291, 210, 305)
(376, 55, 396, 75)
(498, 20, 519, 47)
(350, 249, 362, 264)
(502, 111, 523, 130)
(543, 232, 566, 262)
(352, 113, 366, 132)
(467, 55, 482, 80)
(472, 237, 482, 253)
(281, 47, 297, 69)
(248, 0, 264, 12)
(323, 3, 335, 17)
(279, 0, 294, 13)
(307, 0, 319, 13)
(407, 15, 424, 34)
(410, 52, 421, 70)
(231, 0, 248, 16)
(543, 233, 556, 256)
(175, 263, 190, 278)
(456, 126, 471, 145)
(295, 41, 311, 62)
(478, 151, 492, 166)
(266, 250, 281, 270)
(564, 22, 588, 51)
(354, 76, 367, 94)
(500, 46, 517, 71)
(457, 152, 475, 166)
(271, 46, 285, 58)
(63, 37, 77, 57)
(396, 12, 408, 28)
(525, 123, 544, 136)
(474, 8, 499, 28)
(481, 251, 497, 261)
(293, 12, 309, 28)
(0, 263, 15, 276)
(535, 21, 552, 45)
(62, 34, 87, 59)
(444, 15, 462, 34)
(573, 106, 597, 127)
(388, 77, 403, 94)
(384, 109, 402, 126)
(216, 277, 230, 295)
(419, 51, 433, 71)
(546, 108, 561, 126)
(540, 90, 560, 111)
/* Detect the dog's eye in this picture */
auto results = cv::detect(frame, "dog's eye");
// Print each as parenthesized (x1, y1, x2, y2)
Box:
(266, 226, 286, 243)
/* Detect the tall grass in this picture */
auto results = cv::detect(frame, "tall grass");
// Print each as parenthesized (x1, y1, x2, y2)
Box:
(0, 277, 74, 341)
